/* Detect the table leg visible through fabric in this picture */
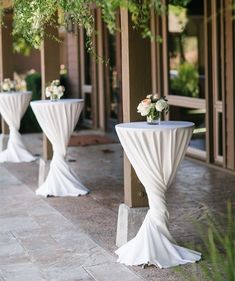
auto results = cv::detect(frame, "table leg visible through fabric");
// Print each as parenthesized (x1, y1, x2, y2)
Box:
(115, 209, 201, 268)
(115, 167, 201, 268)
(115, 122, 202, 268)
(36, 152, 89, 197)
(0, 127, 36, 163)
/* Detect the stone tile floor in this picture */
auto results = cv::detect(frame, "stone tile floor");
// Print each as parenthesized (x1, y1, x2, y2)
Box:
(1, 132, 235, 281)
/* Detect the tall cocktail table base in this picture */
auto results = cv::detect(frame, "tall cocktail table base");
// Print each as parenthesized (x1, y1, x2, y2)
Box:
(115, 121, 202, 268)
(36, 154, 89, 197)
(0, 128, 36, 163)
(115, 211, 201, 268)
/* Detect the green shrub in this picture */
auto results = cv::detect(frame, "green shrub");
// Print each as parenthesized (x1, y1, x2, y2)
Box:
(179, 202, 235, 281)
(171, 62, 199, 98)
(20, 73, 70, 133)
(60, 74, 69, 99)
(20, 72, 42, 133)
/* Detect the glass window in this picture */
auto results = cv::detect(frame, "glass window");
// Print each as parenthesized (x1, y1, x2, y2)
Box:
(108, 33, 120, 120)
(218, 112, 223, 156)
(168, 0, 205, 99)
(84, 33, 91, 85)
(84, 93, 92, 120)
(170, 105, 206, 151)
(216, 0, 223, 101)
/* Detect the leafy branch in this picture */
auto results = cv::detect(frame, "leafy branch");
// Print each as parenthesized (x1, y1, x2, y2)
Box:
(0, 0, 190, 53)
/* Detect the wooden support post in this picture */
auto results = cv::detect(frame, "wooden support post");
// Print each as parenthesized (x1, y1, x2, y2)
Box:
(96, 9, 106, 131)
(0, 12, 13, 134)
(224, 0, 235, 171)
(66, 27, 80, 98)
(40, 23, 60, 160)
(120, 9, 152, 207)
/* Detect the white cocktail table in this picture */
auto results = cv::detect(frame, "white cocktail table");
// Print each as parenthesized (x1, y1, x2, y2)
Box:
(115, 121, 201, 268)
(31, 99, 89, 197)
(0, 91, 36, 163)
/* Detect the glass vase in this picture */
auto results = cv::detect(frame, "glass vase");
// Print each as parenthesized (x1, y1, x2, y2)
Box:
(147, 115, 161, 125)
(50, 95, 59, 101)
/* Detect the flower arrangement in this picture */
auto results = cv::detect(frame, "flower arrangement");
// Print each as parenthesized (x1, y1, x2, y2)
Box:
(1, 78, 16, 92)
(45, 80, 64, 101)
(15, 79, 27, 92)
(137, 94, 169, 124)
(0, 78, 27, 92)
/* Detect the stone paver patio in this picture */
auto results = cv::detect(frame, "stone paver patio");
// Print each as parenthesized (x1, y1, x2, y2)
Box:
(0, 167, 142, 281)
(1, 132, 235, 281)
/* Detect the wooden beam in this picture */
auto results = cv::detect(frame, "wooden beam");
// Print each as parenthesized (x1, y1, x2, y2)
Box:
(204, 0, 214, 164)
(0, 13, 13, 81)
(0, 12, 13, 134)
(2, 0, 12, 9)
(96, 8, 105, 130)
(66, 27, 80, 98)
(40, 22, 60, 160)
(121, 8, 151, 207)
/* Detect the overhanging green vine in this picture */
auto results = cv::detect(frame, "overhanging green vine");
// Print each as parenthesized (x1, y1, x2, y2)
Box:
(0, 0, 191, 52)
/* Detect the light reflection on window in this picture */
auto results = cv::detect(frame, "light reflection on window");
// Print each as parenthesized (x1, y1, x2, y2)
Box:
(168, 0, 205, 99)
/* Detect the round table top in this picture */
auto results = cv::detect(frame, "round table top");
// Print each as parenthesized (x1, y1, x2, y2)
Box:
(116, 121, 195, 131)
(30, 99, 84, 106)
(0, 91, 32, 97)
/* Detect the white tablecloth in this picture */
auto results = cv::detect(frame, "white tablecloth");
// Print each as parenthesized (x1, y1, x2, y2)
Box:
(31, 99, 89, 197)
(115, 121, 201, 268)
(0, 91, 36, 163)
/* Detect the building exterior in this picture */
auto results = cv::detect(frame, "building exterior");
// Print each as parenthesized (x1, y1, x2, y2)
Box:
(65, 0, 235, 174)
(0, 0, 234, 225)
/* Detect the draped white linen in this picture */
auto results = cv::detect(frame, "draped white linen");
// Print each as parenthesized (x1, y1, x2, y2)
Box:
(0, 92, 36, 163)
(31, 99, 89, 197)
(115, 121, 201, 268)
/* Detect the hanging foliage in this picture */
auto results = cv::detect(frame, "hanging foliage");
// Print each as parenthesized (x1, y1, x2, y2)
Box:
(0, 0, 191, 52)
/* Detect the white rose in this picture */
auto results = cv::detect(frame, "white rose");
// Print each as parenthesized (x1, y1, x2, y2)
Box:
(32, 18, 41, 30)
(53, 86, 59, 96)
(152, 93, 159, 101)
(155, 99, 168, 112)
(2, 83, 10, 91)
(10, 82, 15, 90)
(51, 80, 60, 86)
(58, 86, 64, 98)
(137, 99, 152, 116)
(45, 86, 52, 97)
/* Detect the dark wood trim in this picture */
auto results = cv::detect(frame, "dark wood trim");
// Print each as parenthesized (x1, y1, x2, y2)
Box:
(224, 0, 235, 170)
(103, 10, 122, 131)
(150, 10, 157, 94)
(79, 27, 95, 127)
(103, 26, 111, 130)
(211, 0, 224, 164)
(91, 10, 98, 129)
(204, 0, 214, 163)
(0, 13, 13, 135)
(221, 0, 227, 168)
(167, 95, 206, 109)
(156, 14, 164, 95)
(161, 0, 169, 97)
(115, 11, 123, 123)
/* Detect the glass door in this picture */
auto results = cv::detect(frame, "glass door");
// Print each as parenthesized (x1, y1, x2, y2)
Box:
(104, 16, 122, 132)
(79, 29, 94, 127)
(167, 0, 206, 158)
(161, 0, 224, 164)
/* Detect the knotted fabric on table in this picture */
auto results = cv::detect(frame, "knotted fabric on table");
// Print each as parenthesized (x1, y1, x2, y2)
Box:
(0, 92, 36, 163)
(31, 99, 89, 197)
(115, 121, 201, 268)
